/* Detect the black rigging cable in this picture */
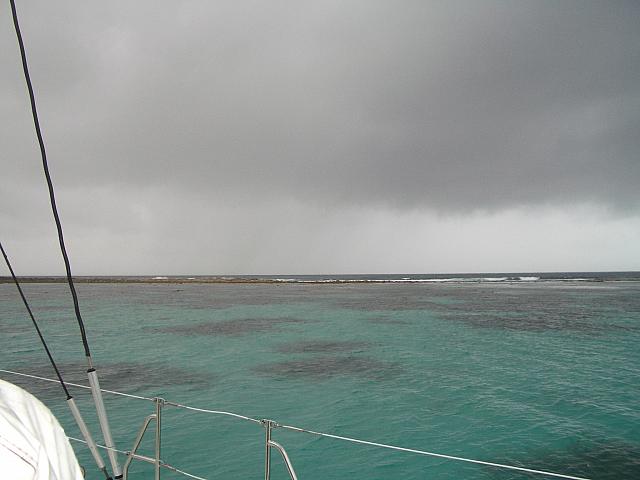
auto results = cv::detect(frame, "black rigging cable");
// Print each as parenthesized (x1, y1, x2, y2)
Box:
(0, 241, 71, 399)
(9, 0, 91, 360)
(9, 1, 122, 476)
(0, 241, 113, 480)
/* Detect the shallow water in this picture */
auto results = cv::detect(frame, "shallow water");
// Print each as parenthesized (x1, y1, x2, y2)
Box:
(1, 281, 639, 479)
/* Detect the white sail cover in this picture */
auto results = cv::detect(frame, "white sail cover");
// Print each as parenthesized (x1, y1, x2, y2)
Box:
(0, 378, 84, 480)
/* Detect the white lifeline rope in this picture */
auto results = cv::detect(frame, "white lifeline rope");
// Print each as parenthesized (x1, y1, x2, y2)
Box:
(0, 369, 261, 423)
(278, 423, 591, 480)
(164, 399, 262, 424)
(68, 436, 208, 480)
(2, 369, 591, 480)
(0, 369, 153, 401)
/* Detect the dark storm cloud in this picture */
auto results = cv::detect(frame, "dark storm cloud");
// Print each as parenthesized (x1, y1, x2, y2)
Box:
(2, 1, 639, 212)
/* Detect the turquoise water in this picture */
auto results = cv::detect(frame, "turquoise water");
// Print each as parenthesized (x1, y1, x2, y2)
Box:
(1, 281, 639, 479)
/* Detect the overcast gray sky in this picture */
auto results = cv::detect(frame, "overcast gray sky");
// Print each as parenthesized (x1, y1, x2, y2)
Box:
(1, 1, 639, 275)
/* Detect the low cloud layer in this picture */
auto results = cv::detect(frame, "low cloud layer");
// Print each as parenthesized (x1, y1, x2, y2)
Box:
(1, 1, 639, 274)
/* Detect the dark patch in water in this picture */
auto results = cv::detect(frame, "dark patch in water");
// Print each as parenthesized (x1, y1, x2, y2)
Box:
(439, 287, 640, 333)
(253, 355, 400, 380)
(133, 283, 315, 310)
(32, 304, 69, 312)
(439, 298, 615, 333)
(153, 317, 302, 336)
(486, 437, 640, 479)
(366, 316, 409, 325)
(329, 284, 465, 312)
(3, 361, 213, 398)
(330, 283, 640, 333)
(444, 312, 605, 333)
(275, 340, 369, 354)
(0, 323, 30, 334)
(335, 295, 445, 312)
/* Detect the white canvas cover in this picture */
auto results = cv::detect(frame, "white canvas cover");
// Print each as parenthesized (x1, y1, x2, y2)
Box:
(0, 378, 84, 480)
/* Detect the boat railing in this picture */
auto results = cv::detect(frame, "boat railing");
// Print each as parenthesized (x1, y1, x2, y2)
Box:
(0, 369, 590, 480)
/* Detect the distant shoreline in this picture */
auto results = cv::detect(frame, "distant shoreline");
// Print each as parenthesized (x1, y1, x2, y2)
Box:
(2, 273, 639, 285)
(0, 276, 281, 284)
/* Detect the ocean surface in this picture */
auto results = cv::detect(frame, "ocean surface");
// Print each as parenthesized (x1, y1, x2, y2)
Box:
(1, 274, 639, 479)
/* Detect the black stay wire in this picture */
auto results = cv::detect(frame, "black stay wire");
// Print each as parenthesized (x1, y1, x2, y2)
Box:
(0, 241, 72, 400)
(9, 0, 91, 360)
